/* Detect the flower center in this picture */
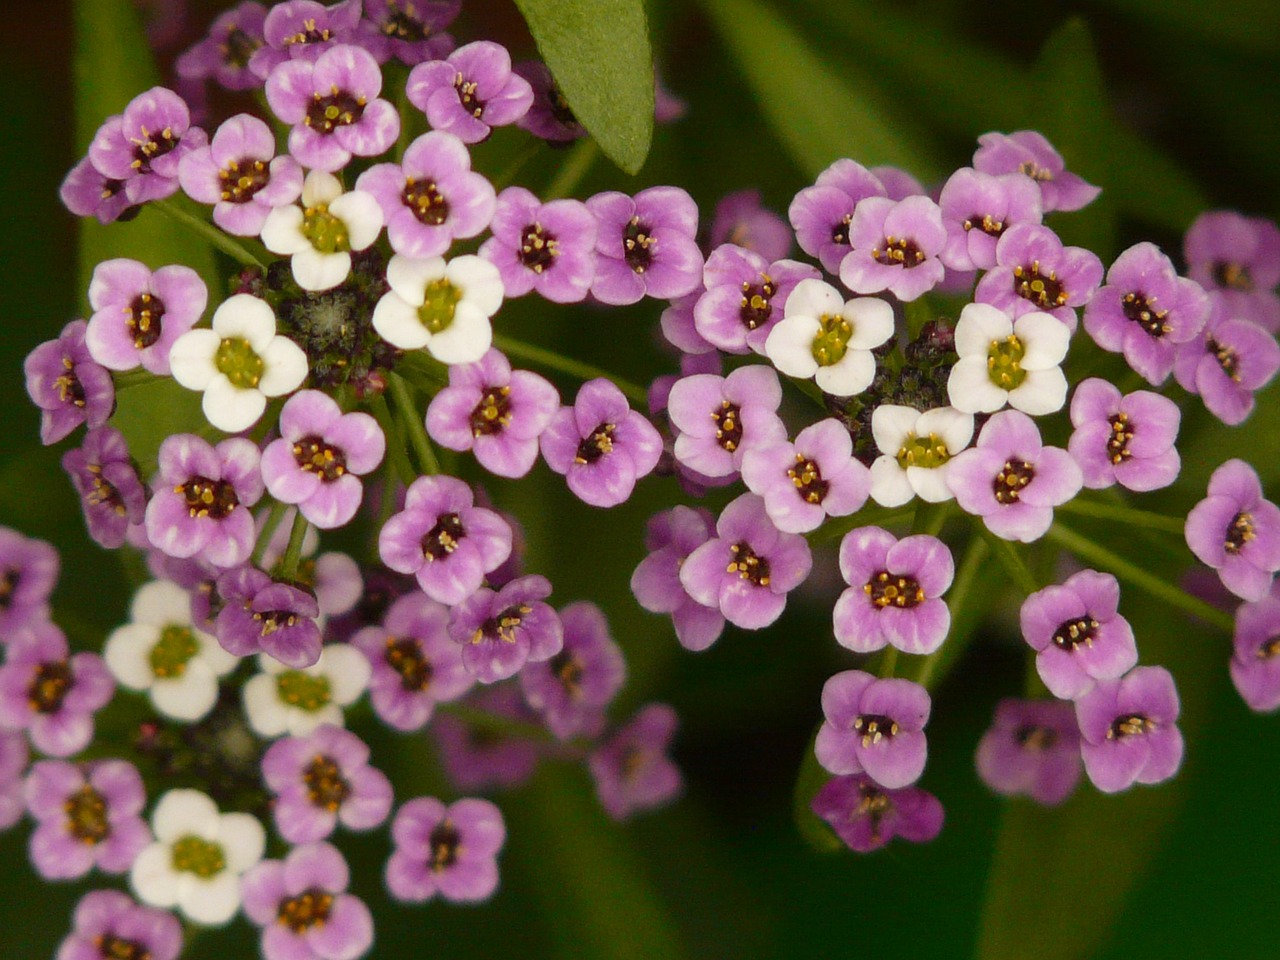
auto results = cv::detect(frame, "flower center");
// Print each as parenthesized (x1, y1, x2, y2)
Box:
(130, 125, 177, 174)
(1107, 713, 1155, 740)
(87, 470, 127, 515)
(712, 401, 742, 452)
(863, 570, 924, 609)
(1212, 261, 1253, 292)
(27, 660, 72, 713)
(276, 671, 333, 712)
(831, 212, 852, 248)
(429, 820, 461, 871)
(301, 203, 351, 254)
(622, 217, 654, 273)
(422, 512, 466, 560)
(97, 935, 151, 960)
(417, 278, 463, 334)
(150, 624, 199, 679)
(214, 337, 265, 388)
(385, 636, 433, 691)
(1224, 511, 1255, 554)
(872, 235, 925, 269)
(811, 313, 852, 367)
(286, 18, 333, 46)
(788, 455, 829, 504)
(454, 73, 485, 117)
(470, 387, 512, 437)
(549, 649, 584, 693)
(402, 178, 451, 226)
(64, 784, 111, 843)
(1017, 160, 1053, 182)
(178, 476, 239, 520)
(726, 542, 771, 586)
(278, 888, 335, 933)
(963, 213, 1006, 237)
(519, 223, 559, 273)
(0, 569, 18, 609)
(56, 355, 86, 408)
(382, 2, 430, 40)
(1107, 413, 1134, 464)
(1256, 635, 1280, 660)
(993, 459, 1036, 504)
(895, 432, 950, 470)
(476, 604, 532, 644)
(253, 606, 303, 637)
(986, 334, 1027, 391)
(575, 423, 616, 464)
(219, 158, 270, 204)
(126, 293, 165, 350)
(855, 782, 891, 838)
(1122, 292, 1170, 338)
(303, 754, 351, 811)
(1014, 724, 1057, 750)
(1052, 615, 1099, 649)
(170, 835, 227, 878)
(853, 713, 899, 747)
(220, 25, 260, 68)
(1206, 337, 1241, 382)
(738, 274, 777, 330)
(293, 435, 348, 482)
(1013, 260, 1068, 309)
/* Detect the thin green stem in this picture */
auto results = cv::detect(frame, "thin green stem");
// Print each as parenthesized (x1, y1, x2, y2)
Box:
(982, 527, 1042, 596)
(877, 646, 899, 679)
(388, 373, 439, 475)
(251, 500, 289, 567)
(369, 394, 417, 485)
(1056, 497, 1186, 535)
(808, 505, 917, 543)
(493, 334, 648, 407)
(544, 138, 600, 200)
(153, 199, 268, 269)
(1046, 522, 1234, 633)
(279, 511, 310, 581)
(912, 501, 950, 537)
(493, 140, 542, 190)
(904, 534, 989, 690)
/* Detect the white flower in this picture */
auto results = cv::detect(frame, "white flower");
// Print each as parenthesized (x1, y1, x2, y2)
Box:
(261, 170, 383, 292)
(242, 643, 370, 738)
(764, 279, 895, 396)
(869, 405, 974, 506)
(947, 303, 1069, 415)
(130, 789, 265, 926)
(104, 580, 238, 722)
(371, 253, 503, 363)
(169, 293, 308, 432)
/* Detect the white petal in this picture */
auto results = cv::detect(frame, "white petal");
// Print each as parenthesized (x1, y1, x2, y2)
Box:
(386, 255, 446, 306)
(260, 205, 310, 256)
(843, 297, 896, 350)
(180, 872, 241, 927)
(258, 336, 309, 396)
(203, 376, 266, 433)
(290, 703, 343, 736)
(130, 844, 180, 908)
(151, 662, 218, 722)
(1009, 367, 1068, 416)
(447, 255, 505, 316)
(196, 631, 240, 676)
(954, 302, 1013, 358)
(320, 645, 371, 705)
(168, 330, 221, 391)
(871, 404, 920, 456)
(104, 624, 159, 691)
(947, 357, 1007, 414)
(372, 292, 429, 349)
(292, 248, 351, 292)
(152, 789, 220, 842)
(243, 675, 289, 737)
(425, 308, 492, 365)
(815, 349, 874, 396)
(1015, 311, 1071, 370)
(909, 464, 956, 503)
(301, 170, 343, 206)
(212, 294, 277, 350)
(785, 278, 843, 319)
(869, 457, 914, 507)
(217, 813, 266, 873)
(131, 579, 192, 626)
(765, 316, 821, 378)
(330, 189, 384, 251)
(917, 406, 973, 454)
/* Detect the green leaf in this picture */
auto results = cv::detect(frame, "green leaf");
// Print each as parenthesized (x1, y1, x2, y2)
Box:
(791, 729, 845, 854)
(511, 0, 654, 175)
(1106, 0, 1280, 56)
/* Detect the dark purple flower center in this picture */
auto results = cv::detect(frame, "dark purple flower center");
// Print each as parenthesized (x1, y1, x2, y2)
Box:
(382, 3, 431, 40)
(303, 754, 351, 811)
(64, 784, 111, 843)
(622, 217, 655, 273)
(286, 18, 334, 45)
(305, 90, 367, 134)
(422, 512, 466, 560)
(864, 571, 924, 609)
(179, 476, 239, 520)
(1212, 260, 1254, 292)
(1107, 413, 1133, 465)
(963, 213, 1006, 237)
(853, 713, 899, 747)
(1107, 713, 1155, 740)
(738, 274, 777, 330)
(220, 25, 260, 68)
(1206, 337, 1241, 382)
(727, 542, 770, 586)
(548, 84, 579, 128)
(124, 290, 166, 350)
(293, 435, 348, 482)
(130, 126, 179, 174)
(993, 459, 1036, 504)
(385, 636, 433, 691)
(278, 888, 335, 933)
(1256, 635, 1280, 660)
(403, 178, 451, 226)
(1012, 260, 1068, 309)
(56, 356, 87, 408)
(855, 781, 892, 841)
(712, 401, 742, 452)
(86, 468, 127, 516)
(831, 212, 852, 248)
(27, 659, 72, 714)
(454, 73, 486, 118)
(788, 455, 828, 504)
(549, 649, 584, 693)
(519, 223, 559, 273)
(872, 236, 926, 269)
(1014, 724, 1057, 750)
(1052, 615, 1099, 650)
(253, 607, 304, 637)
(575, 423, 616, 464)
(97, 935, 151, 960)
(478, 603, 532, 643)
(429, 820, 461, 871)
(1224, 511, 1255, 554)
(470, 386, 512, 436)
(219, 157, 270, 204)
(1121, 291, 1170, 338)
(0, 569, 18, 610)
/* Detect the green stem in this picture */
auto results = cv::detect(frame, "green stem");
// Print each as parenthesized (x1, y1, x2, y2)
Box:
(493, 334, 648, 407)
(388, 373, 439, 475)
(982, 527, 1042, 596)
(153, 199, 268, 269)
(877, 646, 899, 679)
(369, 394, 417, 485)
(808, 505, 916, 543)
(279, 510, 310, 582)
(912, 501, 950, 537)
(1046, 522, 1234, 633)
(251, 501, 289, 567)
(544, 138, 600, 200)
(904, 534, 989, 690)
(493, 140, 543, 190)
(1056, 497, 1186, 535)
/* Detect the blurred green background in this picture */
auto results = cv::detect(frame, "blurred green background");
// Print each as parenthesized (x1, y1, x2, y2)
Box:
(2, 0, 1279, 957)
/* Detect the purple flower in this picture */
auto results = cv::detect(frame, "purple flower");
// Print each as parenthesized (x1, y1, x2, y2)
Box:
(175, 1, 268, 91)
(589, 704, 682, 820)
(85, 258, 207, 375)
(0, 732, 26, 830)
(519, 601, 625, 739)
(359, 0, 459, 65)
(947, 410, 1082, 542)
(1184, 210, 1280, 332)
(55, 890, 182, 960)
(266, 43, 400, 172)
(479, 187, 597, 303)
(262, 725, 393, 844)
(539, 379, 664, 508)
(631, 506, 726, 652)
(0, 623, 114, 757)
(261, 390, 385, 529)
(432, 685, 540, 790)
(514, 60, 585, 142)
(679, 493, 813, 630)
(351, 591, 473, 730)
(447, 575, 563, 683)
(242, 842, 374, 960)
(811, 773, 943, 853)
(587, 187, 704, 305)
(668, 365, 786, 479)
(144, 435, 264, 569)
(1076, 666, 1183, 793)
(693, 244, 820, 355)
(378, 475, 512, 604)
(1185, 459, 1280, 602)
(406, 40, 534, 143)
(427, 349, 560, 478)
(249, 0, 363, 78)
(215, 567, 322, 668)
(1068, 378, 1180, 493)
(710, 189, 792, 262)
(1229, 588, 1280, 712)
(839, 195, 947, 302)
(832, 526, 953, 655)
(975, 223, 1104, 330)
(974, 698, 1082, 806)
(0, 528, 59, 638)
(386, 796, 505, 903)
(24, 320, 115, 445)
(357, 131, 496, 258)
(788, 159, 887, 273)
(815, 670, 930, 789)
(24, 759, 150, 879)
(871, 165, 925, 200)
(88, 87, 207, 205)
(1083, 242, 1210, 384)
(937, 167, 1043, 272)
(973, 130, 1101, 213)
(742, 418, 871, 533)
(1019, 570, 1138, 700)
(1173, 291, 1280, 426)
(59, 157, 133, 225)
(178, 113, 304, 236)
